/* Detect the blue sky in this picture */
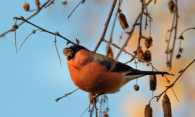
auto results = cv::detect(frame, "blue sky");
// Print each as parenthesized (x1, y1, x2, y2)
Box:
(1, 0, 195, 117)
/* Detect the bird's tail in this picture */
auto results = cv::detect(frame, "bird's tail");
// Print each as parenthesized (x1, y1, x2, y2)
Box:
(123, 70, 173, 84)
(126, 70, 173, 76)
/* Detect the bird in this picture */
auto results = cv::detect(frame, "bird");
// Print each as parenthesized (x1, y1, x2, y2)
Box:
(63, 44, 172, 95)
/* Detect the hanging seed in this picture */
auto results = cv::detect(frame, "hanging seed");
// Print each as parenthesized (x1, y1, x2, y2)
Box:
(168, 0, 175, 13)
(162, 94, 172, 117)
(62, 1, 67, 5)
(145, 36, 153, 49)
(35, 0, 40, 9)
(134, 84, 139, 91)
(176, 54, 181, 59)
(103, 114, 109, 117)
(118, 13, 129, 30)
(144, 50, 152, 62)
(150, 75, 157, 91)
(137, 47, 145, 61)
(144, 104, 153, 117)
(23, 3, 30, 11)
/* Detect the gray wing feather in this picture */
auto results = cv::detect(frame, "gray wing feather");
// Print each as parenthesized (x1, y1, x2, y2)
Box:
(92, 52, 133, 72)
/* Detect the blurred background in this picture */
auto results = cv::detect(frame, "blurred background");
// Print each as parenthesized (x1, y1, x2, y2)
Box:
(0, 0, 195, 117)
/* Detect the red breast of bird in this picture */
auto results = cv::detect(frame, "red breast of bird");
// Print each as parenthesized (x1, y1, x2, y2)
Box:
(67, 49, 124, 94)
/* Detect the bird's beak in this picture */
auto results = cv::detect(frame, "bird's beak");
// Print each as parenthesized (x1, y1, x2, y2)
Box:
(63, 48, 73, 58)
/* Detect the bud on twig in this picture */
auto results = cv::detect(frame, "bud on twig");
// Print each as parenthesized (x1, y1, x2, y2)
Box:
(162, 94, 172, 117)
(35, 0, 40, 9)
(144, 104, 153, 117)
(118, 13, 129, 30)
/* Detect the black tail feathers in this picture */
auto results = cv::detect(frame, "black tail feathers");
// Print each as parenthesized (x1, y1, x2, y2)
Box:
(126, 70, 174, 77)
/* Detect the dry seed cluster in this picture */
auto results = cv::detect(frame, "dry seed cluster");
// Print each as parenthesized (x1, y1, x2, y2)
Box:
(145, 104, 153, 117)
(118, 13, 129, 30)
(163, 94, 172, 117)
(149, 75, 157, 91)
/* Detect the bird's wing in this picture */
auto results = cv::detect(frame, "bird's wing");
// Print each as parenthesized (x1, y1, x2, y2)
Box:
(92, 52, 133, 72)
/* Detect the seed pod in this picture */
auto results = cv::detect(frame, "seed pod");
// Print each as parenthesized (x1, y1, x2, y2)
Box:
(149, 75, 157, 91)
(106, 44, 114, 59)
(35, 0, 40, 9)
(145, 36, 153, 49)
(134, 84, 139, 91)
(168, 0, 174, 13)
(23, 3, 30, 11)
(144, 104, 153, 117)
(162, 94, 172, 117)
(176, 54, 181, 59)
(144, 50, 152, 62)
(137, 47, 145, 61)
(103, 114, 109, 117)
(118, 13, 129, 30)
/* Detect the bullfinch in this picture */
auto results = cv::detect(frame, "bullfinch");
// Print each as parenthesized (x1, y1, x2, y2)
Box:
(63, 45, 171, 95)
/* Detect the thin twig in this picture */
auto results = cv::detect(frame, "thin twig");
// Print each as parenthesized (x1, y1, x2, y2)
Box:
(13, 16, 76, 45)
(68, 0, 83, 19)
(109, 0, 123, 43)
(181, 27, 195, 35)
(93, 0, 118, 52)
(115, 0, 152, 60)
(149, 59, 195, 102)
(169, 0, 179, 70)
(45, 0, 54, 8)
(55, 88, 79, 102)
(80, 106, 89, 117)
(17, 29, 39, 52)
(0, 0, 51, 37)
(14, 30, 17, 53)
(54, 35, 62, 67)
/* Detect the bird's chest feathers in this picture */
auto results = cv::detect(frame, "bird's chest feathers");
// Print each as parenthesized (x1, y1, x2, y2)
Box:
(67, 50, 94, 86)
